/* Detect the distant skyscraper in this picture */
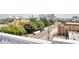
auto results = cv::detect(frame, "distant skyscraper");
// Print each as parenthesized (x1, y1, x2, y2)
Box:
(72, 16, 79, 22)
(39, 14, 55, 19)
(47, 14, 55, 19)
(39, 14, 47, 18)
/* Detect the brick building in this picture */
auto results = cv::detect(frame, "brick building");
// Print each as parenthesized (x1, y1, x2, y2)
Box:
(58, 21, 79, 39)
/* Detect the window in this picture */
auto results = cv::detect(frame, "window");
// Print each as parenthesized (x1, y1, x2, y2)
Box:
(72, 27, 75, 29)
(69, 29, 71, 31)
(73, 38, 76, 40)
(58, 26, 61, 28)
(69, 26, 71, 29)
(69, 27, 71, 31)
(62, 27, 64, 28)
(62, 33, 64, 35)
(72, 30, 75, 31)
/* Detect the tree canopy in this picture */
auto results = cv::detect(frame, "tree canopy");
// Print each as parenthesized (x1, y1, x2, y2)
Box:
(24, 21, 38, 33)
(40, 18, 51, 27)
(1, 26, 26, 35)
(3, 18, 14, 22)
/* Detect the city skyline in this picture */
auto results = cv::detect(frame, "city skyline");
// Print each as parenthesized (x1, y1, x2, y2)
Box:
(55, 14, 79, 18)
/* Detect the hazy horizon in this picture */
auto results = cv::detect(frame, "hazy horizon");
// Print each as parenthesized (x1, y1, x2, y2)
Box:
(0, 14, 79, 19)
(55, 14, 79, 18)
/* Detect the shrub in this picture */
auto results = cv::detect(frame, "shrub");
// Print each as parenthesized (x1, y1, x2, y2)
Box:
(1, 26, 26, 35)
(14, 26, 26, 35)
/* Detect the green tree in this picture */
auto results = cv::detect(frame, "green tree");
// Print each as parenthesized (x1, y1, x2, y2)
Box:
(29, 17, 37, 21)
(34, 20, 45, 31)
(29, 18, 45, 30)
(3, 18, 14, 22)
(40, 18, 51, 27)
(24, 21, 38, 33)
(49, 19, 55, 25)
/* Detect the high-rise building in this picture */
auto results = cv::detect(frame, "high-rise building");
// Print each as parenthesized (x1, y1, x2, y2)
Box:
(39, 14, 55, 19)
(47, 14, 55, 19)
(72, 16, 79, 22)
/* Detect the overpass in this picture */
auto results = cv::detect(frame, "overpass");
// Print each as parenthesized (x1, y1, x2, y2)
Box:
(0, 32, 79, 44)
(0, 32, 51, 44)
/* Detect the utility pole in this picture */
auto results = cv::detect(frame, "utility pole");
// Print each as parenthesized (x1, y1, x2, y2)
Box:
(47, 26, 50, 40)
(47, 26, 53, 44)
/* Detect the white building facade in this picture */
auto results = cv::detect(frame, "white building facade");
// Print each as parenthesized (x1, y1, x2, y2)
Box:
(68, 31, 79, 40)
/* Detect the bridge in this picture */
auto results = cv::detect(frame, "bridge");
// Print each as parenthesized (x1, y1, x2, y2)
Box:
(0, 32, 79, 44)
(0, 32, 51, 44)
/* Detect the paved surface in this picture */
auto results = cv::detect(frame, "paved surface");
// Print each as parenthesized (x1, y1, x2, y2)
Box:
(0, 32, 79, 44)
(0, 32, 51, 44)
(27, 24, 58, 40)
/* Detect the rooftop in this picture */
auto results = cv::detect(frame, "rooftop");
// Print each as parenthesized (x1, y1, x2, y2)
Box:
(66, 22, 79, 25)
(52, 37, 79, 44)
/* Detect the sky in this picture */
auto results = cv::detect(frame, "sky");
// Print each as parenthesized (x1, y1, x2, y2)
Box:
(0, 14, 79, 19)
(0, 14, 39, 19)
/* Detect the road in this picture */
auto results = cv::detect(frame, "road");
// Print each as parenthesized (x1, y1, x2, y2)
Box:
(27, 24, 58, 40)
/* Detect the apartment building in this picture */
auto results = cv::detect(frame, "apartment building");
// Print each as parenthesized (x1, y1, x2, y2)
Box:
(58, 21, 79, 39)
